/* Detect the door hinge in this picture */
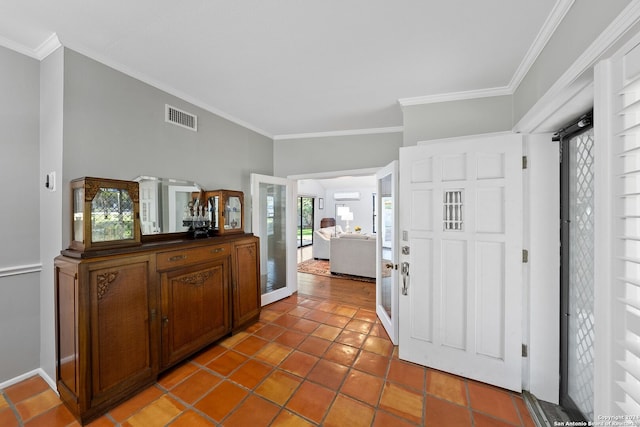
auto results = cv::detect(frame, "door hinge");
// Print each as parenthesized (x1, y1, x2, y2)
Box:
(522, 156, 528, 169)
(522, 344, 528, 357)
(522, 249, 529, 263)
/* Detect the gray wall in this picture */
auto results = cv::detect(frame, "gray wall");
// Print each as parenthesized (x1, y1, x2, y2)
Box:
(402, 95, 513, 146)
(0, 46, 41, 382)
(62, 49, 273, 245)
(273, 132, 402, 177)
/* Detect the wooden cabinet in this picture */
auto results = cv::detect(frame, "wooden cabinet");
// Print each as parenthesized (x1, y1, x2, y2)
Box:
(54, 235, 260, 424)
(232, 236, 261, 330)
(205, 190, 244, 234)
(157, 243, 231, 368)
(55, 254, 158, 423)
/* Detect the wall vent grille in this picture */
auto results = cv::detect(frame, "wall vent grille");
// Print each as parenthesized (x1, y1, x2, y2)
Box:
(165, 104, 197, 131)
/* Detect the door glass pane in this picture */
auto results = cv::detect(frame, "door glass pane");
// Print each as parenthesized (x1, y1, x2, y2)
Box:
(260, 182, 287, 294)
(567, 128, 595, 421)
(380, 174, 393, 318)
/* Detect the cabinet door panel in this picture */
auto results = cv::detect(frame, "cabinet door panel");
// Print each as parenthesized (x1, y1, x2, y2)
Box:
(162, 259, 230, 367)
(89, 258, 154, 403)
(233, 238, 261, 329)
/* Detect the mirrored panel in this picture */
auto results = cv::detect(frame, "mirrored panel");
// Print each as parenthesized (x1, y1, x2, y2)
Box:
(134, 176, 204, 235)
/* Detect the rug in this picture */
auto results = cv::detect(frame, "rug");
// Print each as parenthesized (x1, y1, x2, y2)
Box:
(297, 258, 376, 283)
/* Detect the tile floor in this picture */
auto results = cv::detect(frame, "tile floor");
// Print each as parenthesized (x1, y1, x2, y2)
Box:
(0, 293, 536, 426)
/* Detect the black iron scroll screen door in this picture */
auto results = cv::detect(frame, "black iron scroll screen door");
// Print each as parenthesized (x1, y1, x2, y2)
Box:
(558, 111, 595, 422)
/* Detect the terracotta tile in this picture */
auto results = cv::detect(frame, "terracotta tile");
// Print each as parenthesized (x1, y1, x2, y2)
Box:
(157, 362, 198, 389)
(228, 359, 272, 389)
(121, 395, 183, 427)
(426, 370, 467, 406)
(260, 310, 283, 322)
(353, 350, 390, 377)
(4, 376, 50, 403)
(354, 309, 378, 322)
(388, 359, 426, 392)
(190, 345, 226, 365)
(341, 369, 384, 407)
(86, 415, 116, 426)
(315, 301, 339, 313)
(303, 309, 331, 323)
(297, 336, 331, 357)
(362, 336, 393, 357)
(269, 300, 297, 313)
(169, 370, 221, 404)
(288, 306, 312, 318)
(372, 410, 417, 427)
(273, 314, 301, 328)
(334, 305, 358, 318)
(169, 410, 215, 427)
(291, 318, 320, 334)
(336, 330, 368, 348)
(324, 314, 351, 328)
(270, 409, 315, 427)
(379, 382, 424, 424)
(424, 396, 471, 427)
(243, 320, 267, 334)
(23, 404, 77, 427)
(473, 411, 519, 427)
(254, 342, 294, 366)
(345, 319, 373, 334)
(307, 359, 349, 390)
(0, 408, 19, 427)
(369, 324, 391, 339)
(311, 324, 342, 341)
(324, 394, 375, 427)
(109, 385, 164, 422)
(274, 330, 307, 348)
(324, 342, 359, 366)
(15, 389, 62, 422)
(286, 381, 336, 424)
(0, 395, 8, 410)
(280, 351, 319, 377)
(222, 395, 280, 427)
(206, 350, 248, 376)
(514, 395, 536, 427)
(194, 381, 248, 422)
(253, 323, 286, 340)
(468, 381, 520, 425)
(255, 370, 302, 405)
(232, 335, 269, 356)
(298, 297, 321, 308)
(218, 332, 249, 348)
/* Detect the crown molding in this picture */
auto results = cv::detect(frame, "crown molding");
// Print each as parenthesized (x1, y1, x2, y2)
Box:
(507, 0, 575, 92)
(398, 0, 574, 108)
(63, 41, 273, 139)
(514, 0, 640, 133)
(0, 33, 61, 60)
(273, 126, 404, 141)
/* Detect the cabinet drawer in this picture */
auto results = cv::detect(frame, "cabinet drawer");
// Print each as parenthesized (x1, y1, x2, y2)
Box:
(156, 243, 231, 271)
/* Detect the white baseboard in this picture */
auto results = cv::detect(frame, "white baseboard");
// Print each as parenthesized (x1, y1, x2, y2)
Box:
(0, 368, 57, 396)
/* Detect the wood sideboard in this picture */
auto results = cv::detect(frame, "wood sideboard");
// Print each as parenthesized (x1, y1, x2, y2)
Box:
(54, 234, 260, 424)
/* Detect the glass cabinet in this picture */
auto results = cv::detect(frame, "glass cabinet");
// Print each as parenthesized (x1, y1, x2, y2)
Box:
(205, 190, 244, 235)
(70, 177, 141, 251)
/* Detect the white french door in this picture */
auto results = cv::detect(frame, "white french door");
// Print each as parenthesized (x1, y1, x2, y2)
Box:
(250, 174, 297, 306)
(376, 161, 399, 344)
(398, 133, 523, 391)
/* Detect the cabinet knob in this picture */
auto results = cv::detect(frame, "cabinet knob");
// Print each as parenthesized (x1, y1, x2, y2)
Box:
(211, 248, 225, 254)
(162, 316, 169, 326)
(168, 254, 187, 262)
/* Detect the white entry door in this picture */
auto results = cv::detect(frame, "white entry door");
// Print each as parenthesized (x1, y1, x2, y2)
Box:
(376, 161, 399, 344)
(251, 174, 297, 306)
(398, 133, 523, 391)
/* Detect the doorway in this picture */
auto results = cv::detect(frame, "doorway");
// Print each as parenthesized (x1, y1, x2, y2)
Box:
(558, 112, 594, 422)
(297, 196, 315, 249)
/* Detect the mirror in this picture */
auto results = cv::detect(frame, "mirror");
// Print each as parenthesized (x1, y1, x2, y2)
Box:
(134, 176, 204, 235)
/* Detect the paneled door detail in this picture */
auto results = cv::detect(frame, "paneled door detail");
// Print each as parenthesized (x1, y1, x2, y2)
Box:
(398, 134, 523, 391)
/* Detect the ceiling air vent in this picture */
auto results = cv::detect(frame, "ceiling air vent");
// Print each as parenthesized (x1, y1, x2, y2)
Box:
(165, 104, 197, 131)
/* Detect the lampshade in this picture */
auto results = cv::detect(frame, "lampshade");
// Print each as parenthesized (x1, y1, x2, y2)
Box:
(342, 212, 354, 221)
(336, 206, 350, 217)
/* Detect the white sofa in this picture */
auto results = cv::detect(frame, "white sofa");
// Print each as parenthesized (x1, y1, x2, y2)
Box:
(312, 226, 343, 260)
(330, 233, 376, 278)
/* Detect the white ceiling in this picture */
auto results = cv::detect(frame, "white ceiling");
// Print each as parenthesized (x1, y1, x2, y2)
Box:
(0, 0, 563, 138)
